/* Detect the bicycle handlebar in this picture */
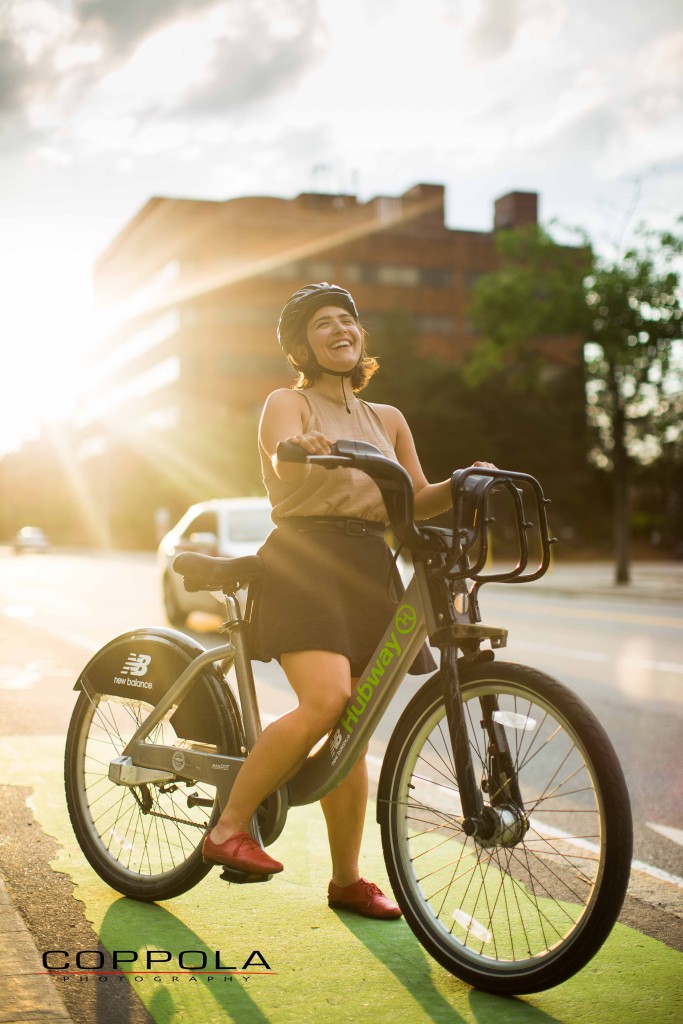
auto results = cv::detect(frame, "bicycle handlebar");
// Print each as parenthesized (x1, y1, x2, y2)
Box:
(448, 467, 554, 583)
(277, 439, 431, 553)
(276, 439, 555, 582)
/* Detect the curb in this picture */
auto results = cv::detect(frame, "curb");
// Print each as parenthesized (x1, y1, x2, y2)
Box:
(0, 873, 75, 1024)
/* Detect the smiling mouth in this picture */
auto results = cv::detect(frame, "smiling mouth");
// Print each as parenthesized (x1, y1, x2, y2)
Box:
(330, 340, 352, 350)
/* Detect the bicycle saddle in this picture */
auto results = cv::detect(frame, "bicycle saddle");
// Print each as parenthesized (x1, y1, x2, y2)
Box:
(173, 552, 264, 592)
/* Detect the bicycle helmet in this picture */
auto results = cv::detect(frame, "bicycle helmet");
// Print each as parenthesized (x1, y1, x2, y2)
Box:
(277, 282, 359, 357)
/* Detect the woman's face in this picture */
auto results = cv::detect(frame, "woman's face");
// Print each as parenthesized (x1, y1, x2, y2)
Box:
(303, 304, 362, 373)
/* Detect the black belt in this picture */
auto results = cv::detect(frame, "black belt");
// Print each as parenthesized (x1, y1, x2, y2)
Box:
(279, 516, 386, 538)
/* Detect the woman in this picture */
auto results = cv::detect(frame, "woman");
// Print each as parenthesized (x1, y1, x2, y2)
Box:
(203, 282, 494, 919)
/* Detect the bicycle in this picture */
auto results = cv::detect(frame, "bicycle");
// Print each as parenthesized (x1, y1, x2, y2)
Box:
(64, 440, 632, 995)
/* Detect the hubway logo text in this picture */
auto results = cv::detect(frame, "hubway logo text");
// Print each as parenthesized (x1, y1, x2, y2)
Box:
(341, 604, 417, 735)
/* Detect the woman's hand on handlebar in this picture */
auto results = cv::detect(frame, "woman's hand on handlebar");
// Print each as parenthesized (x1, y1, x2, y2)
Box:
(472, 461, 497, 471)
(285, 431, 334, 456)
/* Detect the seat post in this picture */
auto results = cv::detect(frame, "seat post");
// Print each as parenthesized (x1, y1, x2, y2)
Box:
(222, 590, 263, 751)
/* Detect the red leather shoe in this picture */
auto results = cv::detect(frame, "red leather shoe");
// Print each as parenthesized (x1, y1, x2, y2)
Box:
(328, 878, 402, 919)
(202, 831, 283, 875)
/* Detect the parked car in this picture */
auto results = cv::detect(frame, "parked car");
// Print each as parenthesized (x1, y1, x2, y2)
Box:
(158, 498, 273, 627)
(13, 526, 49, 554)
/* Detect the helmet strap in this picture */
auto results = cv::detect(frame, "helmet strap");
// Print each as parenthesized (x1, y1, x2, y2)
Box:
(316, 360, 361, 414)
(294, 343, 360, 414)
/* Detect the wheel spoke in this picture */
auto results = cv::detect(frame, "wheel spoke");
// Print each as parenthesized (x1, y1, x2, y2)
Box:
(381, 666, 631, 991)
(67, 691, 228, 892)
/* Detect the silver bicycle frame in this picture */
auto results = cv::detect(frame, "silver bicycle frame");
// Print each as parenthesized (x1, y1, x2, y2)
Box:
(116, 564, 436, 818)
(287, 568, 433, 805)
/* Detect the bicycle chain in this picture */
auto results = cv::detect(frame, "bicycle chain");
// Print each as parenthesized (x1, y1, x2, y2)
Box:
(130, 787, 207, 830)
(145, 808, 205, 830)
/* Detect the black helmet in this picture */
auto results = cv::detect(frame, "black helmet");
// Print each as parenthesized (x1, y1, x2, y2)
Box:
(277, 282, 359, 355)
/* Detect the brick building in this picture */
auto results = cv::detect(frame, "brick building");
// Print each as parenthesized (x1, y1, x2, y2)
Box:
(78, 183, 558, 455)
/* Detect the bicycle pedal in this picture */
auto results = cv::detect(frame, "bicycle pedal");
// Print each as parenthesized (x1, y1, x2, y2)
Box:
(218, 866, 273, 884)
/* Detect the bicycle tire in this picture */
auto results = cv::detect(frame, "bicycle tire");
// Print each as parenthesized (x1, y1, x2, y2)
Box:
(378, 661, 632, 994)
(65, 654, 242, 901)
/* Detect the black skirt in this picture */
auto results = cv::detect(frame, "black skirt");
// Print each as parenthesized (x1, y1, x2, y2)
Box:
(247, 524, 436, 677)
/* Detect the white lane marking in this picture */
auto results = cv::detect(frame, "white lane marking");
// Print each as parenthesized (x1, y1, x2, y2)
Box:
(512, 640, 682, 676)
(11, 641, 681, 891)
(0, 666, 42, 690)
(1, 604, 100, 653)
(646, 822, 683, 848)
(0, 660, 75, 690)
(630, 858, 683, 888)
(2, 604, 35, 619)
(533, 819, 683, 887)
(266, 718, 683, 892)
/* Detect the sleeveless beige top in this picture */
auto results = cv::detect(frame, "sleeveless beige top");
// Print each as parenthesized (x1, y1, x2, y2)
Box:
(261, 388, 398, 523)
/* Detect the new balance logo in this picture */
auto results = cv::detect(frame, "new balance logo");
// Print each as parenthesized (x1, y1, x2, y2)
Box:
(120, 653, 152, 677)
(330, 729, 343, 754)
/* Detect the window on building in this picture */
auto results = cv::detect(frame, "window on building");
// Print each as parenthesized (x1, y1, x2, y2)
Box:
(376, 197, 402, 223)
(376, 265, 421, 287)
(304, 260, 334, 279)
(182, 352, 201, 375)
(133, 356, 180, 397)
(114, 260, 181, 326)
(77, 356, 181, 427)
(220, 353, 285, 374)
(141, 405, 179, 431)
(78, 435, 108, 460)
(342, 263, 364, 283)
(91, 309, 180, 386)
(421, 267, 453, 288)
(219, 306, 276, 327)
(416, 316, 455, 335)
(464, 270, 486, 290)
(261, 261, 303, 280)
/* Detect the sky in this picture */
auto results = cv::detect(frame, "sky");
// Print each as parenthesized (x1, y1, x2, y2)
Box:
(0, 0, 682, 453)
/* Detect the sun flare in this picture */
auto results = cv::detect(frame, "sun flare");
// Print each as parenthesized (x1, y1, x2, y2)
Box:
(0, 249, 93, 453)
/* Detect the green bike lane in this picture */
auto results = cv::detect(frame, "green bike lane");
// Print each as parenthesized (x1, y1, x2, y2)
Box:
(1, 732, 681, 1024)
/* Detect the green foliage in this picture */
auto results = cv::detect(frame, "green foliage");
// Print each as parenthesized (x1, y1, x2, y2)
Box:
(466, 219, 683, 575)
(363, 311, 608, 546)
(465, 225, 590, 385)
(583, 224, 683, 470)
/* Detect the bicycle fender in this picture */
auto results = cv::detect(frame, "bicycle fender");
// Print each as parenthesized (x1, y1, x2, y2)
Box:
(73, 627, 239, 747)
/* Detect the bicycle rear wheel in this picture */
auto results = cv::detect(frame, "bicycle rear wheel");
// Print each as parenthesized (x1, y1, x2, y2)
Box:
(65, 671, 241, 901)
(378, 661, 632, 994)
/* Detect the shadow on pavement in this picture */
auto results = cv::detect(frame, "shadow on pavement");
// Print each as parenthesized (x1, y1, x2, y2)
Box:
(99, 897, 273, 1024)
(469, 987, 563, 1024)
(333, 911, 564, 1024)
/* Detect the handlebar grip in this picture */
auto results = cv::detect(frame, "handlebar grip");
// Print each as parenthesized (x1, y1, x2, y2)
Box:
(276, 440, 309, 463)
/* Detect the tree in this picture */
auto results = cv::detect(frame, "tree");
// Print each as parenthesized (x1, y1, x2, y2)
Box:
(364, 310, 605, 546)
(583, 228, 682, 580)
(468, 222, 683, 582)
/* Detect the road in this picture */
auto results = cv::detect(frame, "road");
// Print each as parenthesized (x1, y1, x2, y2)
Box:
(1, 548, 681, 875)
(0, 549, 681, 1024)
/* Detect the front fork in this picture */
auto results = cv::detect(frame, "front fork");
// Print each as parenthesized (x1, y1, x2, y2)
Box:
(440, 645, 527, 845)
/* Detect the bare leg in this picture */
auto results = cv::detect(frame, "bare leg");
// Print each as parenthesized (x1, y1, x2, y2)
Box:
(320, 747, 368, 887)
(210, 650, 353, 844)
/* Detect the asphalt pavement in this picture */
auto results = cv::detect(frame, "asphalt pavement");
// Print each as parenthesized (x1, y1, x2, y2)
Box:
(529, 558, 683, 602)
(2, 561, 679, 1024)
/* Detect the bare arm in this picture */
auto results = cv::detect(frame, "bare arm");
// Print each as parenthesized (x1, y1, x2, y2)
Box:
(259, 389, 333, 482)
(373, 404, 495, 520)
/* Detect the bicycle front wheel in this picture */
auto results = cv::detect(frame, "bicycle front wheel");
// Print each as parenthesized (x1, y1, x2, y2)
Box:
(65, 676, 241, 901)
(378, 661, 632, 994)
